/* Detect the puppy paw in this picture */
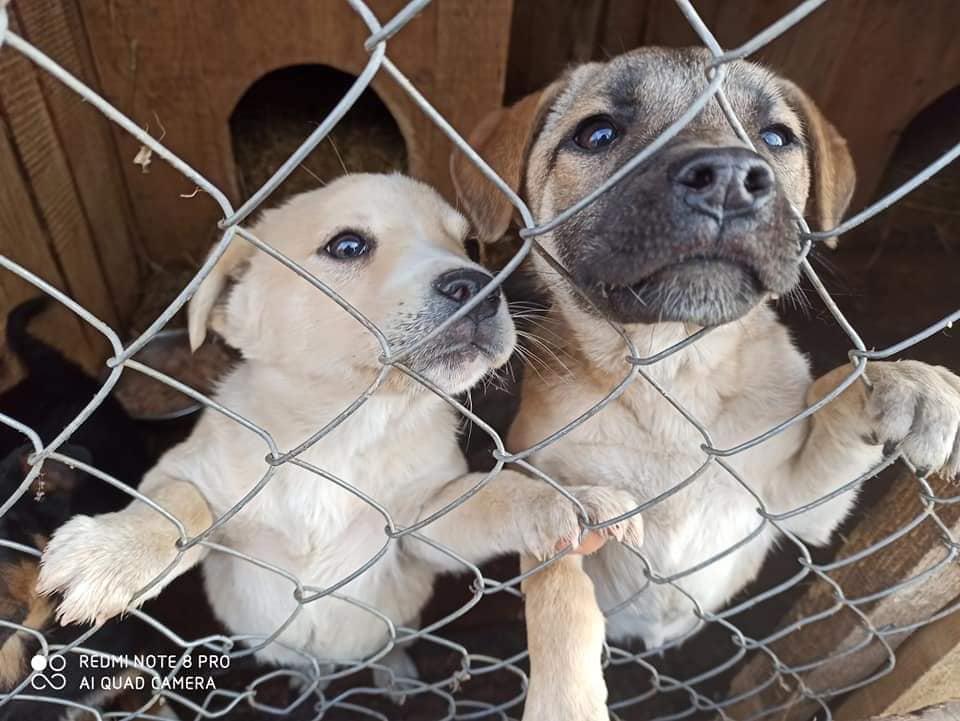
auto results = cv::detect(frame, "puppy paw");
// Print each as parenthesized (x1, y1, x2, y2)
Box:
(861, 361, 960, 480)
(575, 486, 645, 549)
(38, 512, 179, 626)
(526, 486, 642, 559)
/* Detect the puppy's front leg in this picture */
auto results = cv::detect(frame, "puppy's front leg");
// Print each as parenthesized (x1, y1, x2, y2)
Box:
(521, 554, 609, 721)
(415, 469, 641, 569)
(779, 360, 960, 544)
(417, 470, 639, 721)
(38, 477, 212, 625)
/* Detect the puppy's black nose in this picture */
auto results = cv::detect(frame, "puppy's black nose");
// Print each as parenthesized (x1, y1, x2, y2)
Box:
(433, 268, 501, 322)
(672, 148, 774, 221)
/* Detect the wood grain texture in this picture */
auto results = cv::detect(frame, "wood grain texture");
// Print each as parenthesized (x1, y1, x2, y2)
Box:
(77, 0, 513, 264)
(835, 597, 960, 719)
(724, 470, 960, 721)
(0, 111, 99, 389)
(0, 9, 117, 346)
(14, 0, 143, 322)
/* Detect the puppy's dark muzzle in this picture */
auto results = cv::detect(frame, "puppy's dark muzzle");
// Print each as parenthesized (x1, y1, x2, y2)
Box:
(671, 147, 774, 223)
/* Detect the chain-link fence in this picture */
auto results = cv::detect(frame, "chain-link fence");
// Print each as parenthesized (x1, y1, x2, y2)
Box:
(1, 0, 959, 719)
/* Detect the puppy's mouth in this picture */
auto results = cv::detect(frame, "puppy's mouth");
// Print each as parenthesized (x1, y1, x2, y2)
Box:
(583, 255, 766, 326)
(429, 341, 500, 366)
(400, 317, 516, 393)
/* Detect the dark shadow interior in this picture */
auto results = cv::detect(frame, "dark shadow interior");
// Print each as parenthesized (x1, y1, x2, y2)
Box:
(229, 64, 407, 206)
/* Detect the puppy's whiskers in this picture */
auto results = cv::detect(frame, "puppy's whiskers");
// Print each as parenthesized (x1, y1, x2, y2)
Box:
(511, 343, 553, 385)
(517, 329, 575, 376)
(514, 331, 574, 384)
(781, 284, 813, 317)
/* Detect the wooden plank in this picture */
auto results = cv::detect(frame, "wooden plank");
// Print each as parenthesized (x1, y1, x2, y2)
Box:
(77, 0, 513, 263)
(15, 0, 143, 327)
(724, 470, 960, 721)
(835, 596, 960, 719)
(0, 8, 118, 346)
(861, 701, 960, 721)
(505, 0, 606, 103)
(430, 0, 514, 196)
(77, 0, 230, 266)
(0, 112, 99, 388)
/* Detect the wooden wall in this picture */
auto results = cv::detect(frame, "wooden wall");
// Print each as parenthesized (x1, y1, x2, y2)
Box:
(1, 0, 512, 388)
(0, 0, 141, 386)
(74, 0, 514, 267)
(506, 0, 960, 208)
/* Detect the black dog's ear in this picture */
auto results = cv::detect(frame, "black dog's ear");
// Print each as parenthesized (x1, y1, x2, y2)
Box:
(0, 445, 86, 508)
(450, 81, 563, 245)
(779, 79, 856, 248)
(26, 447, 91, 498)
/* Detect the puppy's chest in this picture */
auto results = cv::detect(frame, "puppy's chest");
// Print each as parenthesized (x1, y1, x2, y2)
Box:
(530, 393, 710, 484)
(221, 425, 465, 551)
(531, 395, 771, 541)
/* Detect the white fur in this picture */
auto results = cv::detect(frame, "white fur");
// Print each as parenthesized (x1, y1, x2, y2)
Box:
(37, 174, 642, 684)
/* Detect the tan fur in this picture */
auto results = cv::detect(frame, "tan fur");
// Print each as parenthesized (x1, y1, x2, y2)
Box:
(188, 240, 256, 351)
(0, 634, 27, 690)
(0, 559, 53, 689)
(521, 554, 607, 721)
(450, 83, 562, 246)
(778, 78, 856, 247)
(453, 48, 960, 719)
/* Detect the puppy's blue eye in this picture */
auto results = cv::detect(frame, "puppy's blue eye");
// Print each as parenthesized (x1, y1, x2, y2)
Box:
(760, 125, 793, 148)
(325, 232, 370, 260)
(574, 116, 619, 151)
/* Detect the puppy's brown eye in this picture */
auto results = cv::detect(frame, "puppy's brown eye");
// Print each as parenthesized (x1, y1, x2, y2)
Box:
(573, 116, 619, 151)
(760, 124, 794, 149)
(325, 232, 370, 260)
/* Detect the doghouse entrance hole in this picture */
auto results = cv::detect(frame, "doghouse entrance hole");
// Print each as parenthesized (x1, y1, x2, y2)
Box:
(230, 64, 407, 204)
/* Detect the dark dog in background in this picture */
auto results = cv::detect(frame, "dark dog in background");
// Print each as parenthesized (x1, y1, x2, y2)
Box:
(0, 298, 147, 500)
(0, 299, 166, 720)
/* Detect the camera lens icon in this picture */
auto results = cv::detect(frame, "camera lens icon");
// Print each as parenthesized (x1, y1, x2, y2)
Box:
(29, 654, 67, 691)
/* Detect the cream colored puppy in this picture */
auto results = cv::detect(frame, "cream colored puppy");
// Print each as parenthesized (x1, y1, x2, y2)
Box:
(38, 174, 642, 685)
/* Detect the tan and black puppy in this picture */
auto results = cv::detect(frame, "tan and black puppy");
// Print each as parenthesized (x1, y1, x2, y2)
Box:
(453, 47, 960, 720)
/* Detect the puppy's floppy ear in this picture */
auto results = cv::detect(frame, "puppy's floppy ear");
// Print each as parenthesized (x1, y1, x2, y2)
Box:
(780, 79, 856, 248)
(187, 241, 256, 351)
(450, 81, 563, 244)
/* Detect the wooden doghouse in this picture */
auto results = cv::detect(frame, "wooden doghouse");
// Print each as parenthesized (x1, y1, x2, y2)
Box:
(0, 0, 512, 385)
(78, 0, 512, 266)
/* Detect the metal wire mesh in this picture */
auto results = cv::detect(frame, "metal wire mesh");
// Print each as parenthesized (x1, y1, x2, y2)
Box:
(1, 0, 958, 719)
